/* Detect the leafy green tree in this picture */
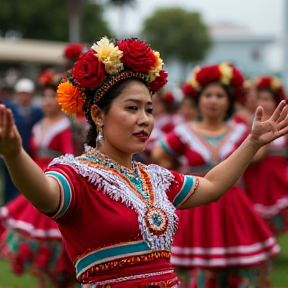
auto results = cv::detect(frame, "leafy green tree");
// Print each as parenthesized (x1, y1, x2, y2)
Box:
(0, 0, 111, 42)
(142, 7, 212, 80)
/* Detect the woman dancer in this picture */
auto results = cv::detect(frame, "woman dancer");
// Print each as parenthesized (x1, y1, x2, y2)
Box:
(243, 76, 288, 236)
(152, 63, 280, 288)
(0, 38, 287, 288)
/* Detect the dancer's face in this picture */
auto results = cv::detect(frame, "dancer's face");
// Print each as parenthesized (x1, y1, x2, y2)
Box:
(95, 80, 154, 157)
(198, 83, 230, 121)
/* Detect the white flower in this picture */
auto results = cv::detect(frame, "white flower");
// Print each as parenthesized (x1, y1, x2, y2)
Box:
(91, 37, 124, 75)
(190, 66, 201, 90)
(149, 51, 164, 82)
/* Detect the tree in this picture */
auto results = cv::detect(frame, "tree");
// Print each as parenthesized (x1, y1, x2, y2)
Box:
(0, 0, 111, 42)
(141, 7, 212, 80)
(100, 0, 137, 38)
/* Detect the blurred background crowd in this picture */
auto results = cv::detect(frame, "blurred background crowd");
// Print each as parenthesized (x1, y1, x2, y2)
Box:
(1, 0, 288, 287)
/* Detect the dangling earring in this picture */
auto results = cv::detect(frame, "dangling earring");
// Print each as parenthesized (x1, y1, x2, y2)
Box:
(96, 125, 104, 149)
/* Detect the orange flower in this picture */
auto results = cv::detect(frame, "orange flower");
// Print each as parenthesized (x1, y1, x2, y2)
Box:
(57, 81, 86, 116)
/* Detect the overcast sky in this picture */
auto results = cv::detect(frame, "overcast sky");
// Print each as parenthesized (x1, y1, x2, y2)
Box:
(103, 0, 287, 70)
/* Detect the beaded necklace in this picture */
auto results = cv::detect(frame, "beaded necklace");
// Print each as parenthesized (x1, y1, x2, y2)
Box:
(83, 148, 170, 238)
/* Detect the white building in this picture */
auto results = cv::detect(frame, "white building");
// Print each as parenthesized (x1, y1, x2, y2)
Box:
(204, 23, 276, 77)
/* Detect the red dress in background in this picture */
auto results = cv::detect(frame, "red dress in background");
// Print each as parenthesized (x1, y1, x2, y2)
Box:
(146, 113, 182, 153)
(243, 136, 288, 236)
(0, 117, 76, 287)
(160, 121, 279, 288)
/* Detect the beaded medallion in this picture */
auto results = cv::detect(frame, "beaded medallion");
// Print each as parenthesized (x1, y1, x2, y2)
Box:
(145, 207, 169, 236)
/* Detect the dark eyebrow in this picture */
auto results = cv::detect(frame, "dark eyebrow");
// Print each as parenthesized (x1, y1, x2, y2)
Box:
(123, 98, 152, 105)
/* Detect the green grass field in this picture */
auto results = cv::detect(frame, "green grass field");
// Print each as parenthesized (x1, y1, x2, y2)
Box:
(0, 234, 287, 287)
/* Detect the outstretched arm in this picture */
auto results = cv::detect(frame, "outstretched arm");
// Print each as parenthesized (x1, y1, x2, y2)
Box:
(0, 105, 60, 213)
(181, 101, 288, 209)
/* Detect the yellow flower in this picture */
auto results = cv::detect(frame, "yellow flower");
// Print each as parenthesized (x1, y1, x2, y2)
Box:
(189, 66, 201, 90)
(149, 51, 163, 82)
(91, 37, 124, 75)
(271, 77, 282, 90)
(219, 63, 233, 85)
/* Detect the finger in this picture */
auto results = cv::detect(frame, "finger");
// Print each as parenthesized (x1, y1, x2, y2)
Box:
(277, 106, 288, 123)
(270, 100, 286, 122)
(277, 124, 288, 137)
(2, 108, 14, 138)
(277, 112, 288, 132)
(6, 109, 15, 137)
(0, 105, 5, 130)
(254, 106, 264, 122)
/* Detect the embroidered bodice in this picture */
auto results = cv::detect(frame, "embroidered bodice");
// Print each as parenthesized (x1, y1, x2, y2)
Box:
(45, 147, 198, 283)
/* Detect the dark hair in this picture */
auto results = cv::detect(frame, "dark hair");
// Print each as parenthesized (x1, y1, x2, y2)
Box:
(195, 81, 235, 120)
(84, 78, 148, 147)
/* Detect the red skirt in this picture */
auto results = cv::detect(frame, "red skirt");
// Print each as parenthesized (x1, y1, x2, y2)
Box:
(0, 195, 76, 285)
(171, 185, 279, 269)
(243, 156, 288, 235)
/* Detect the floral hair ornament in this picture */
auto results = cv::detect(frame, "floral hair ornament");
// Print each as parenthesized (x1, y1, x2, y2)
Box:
(255, 76, 286, 104)
(162, 91, 175, 102)
(38, 69, 62, 87)
(57, 36, 168, 117)
(182, 62, 245, 102)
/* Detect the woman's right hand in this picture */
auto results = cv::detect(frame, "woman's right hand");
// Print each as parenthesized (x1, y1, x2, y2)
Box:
(0, 104, 22, 159)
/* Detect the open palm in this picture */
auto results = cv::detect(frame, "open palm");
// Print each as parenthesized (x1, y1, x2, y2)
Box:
(250, 100, 288, 147)
(0, 104, 22, 158)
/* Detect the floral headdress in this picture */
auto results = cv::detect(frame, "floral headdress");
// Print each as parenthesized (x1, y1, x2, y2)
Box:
(161, 91, 175, 103)
(255, 76, 286, 104)
(181, 62, 245, 103)
(57, 37, 168, 116)
(38, 69, 62, 87)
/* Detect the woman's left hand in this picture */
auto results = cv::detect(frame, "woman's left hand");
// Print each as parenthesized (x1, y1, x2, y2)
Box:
(250, 100, 288, 148)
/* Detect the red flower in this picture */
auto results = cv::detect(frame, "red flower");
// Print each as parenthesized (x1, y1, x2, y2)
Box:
(162, 91, 174, 102)
(182, 83, 197, 97)
(149, 70, 168, 93)
(256, 76, 286, 103)
(118, 39, 157, 73)
(257, 77, 272, 89)
(64, 43, 84, 59)
(72, 52, 106, 90)
(196, 65, 221, 86)
(230, 67, 244, 87)
(38, 69, 54, 86)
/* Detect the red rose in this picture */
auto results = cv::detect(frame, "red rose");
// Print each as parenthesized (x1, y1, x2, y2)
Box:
(230, 67, 244, 87)
(118, 39, 157, 73)
(64, 43, 84, 59)
(196, 65, 221, 86)
(38, 69, 54, 86)
(162, 91, 174, 102)
(257, 77, 272, 89)
(72, 52, 106, 90)
(149, 70, 168, 93)
(182, 83, 198, 97)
